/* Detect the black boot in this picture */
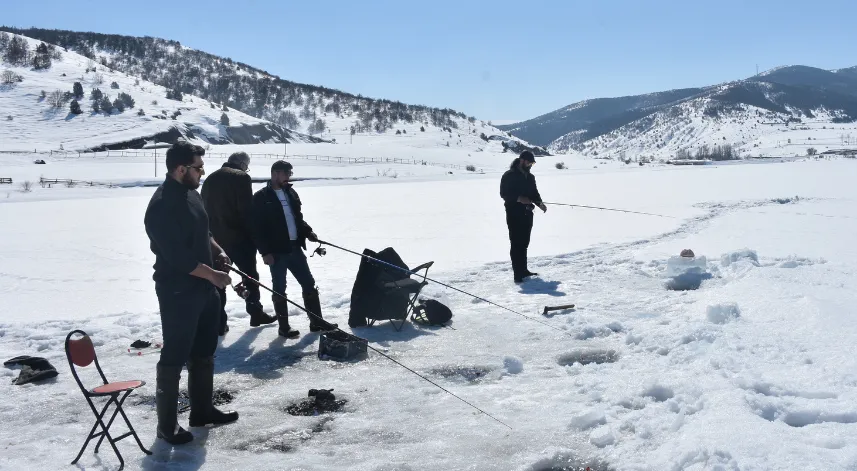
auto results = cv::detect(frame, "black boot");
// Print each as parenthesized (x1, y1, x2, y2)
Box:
(187, 357, 238, 428)
(274, 298, 300, 339)
(303, 289, 338, 333)
(155, 365, 193, 445)
(247, 301, 276, 327)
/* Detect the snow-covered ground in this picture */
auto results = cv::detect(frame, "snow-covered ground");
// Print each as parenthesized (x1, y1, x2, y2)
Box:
(1, 151, 856, 470)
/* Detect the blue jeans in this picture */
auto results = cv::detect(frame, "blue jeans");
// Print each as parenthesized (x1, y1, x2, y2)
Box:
(269, 242, 316, 296)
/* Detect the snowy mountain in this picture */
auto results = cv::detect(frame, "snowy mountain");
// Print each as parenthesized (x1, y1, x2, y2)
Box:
(500, 65, 857, 160)
(0, 27, 533, 154)
(0, 32, 326, 151)
(497, 88, 704, 147)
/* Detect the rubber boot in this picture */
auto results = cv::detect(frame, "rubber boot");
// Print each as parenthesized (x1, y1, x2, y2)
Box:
(303, 289, 338, 332)
(274, 297, 299, 339)
(247, 301, 276, 327)
(155, 365, 193, 445)
(247, 284, 276, 327)
(187, 357, 238, 427)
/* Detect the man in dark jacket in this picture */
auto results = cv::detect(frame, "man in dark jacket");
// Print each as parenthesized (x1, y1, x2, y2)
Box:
(499, 150, 547, 283)
(251, 160, 338, 338)
(144, 141, 238, 445)
(201, 151, 276, 335)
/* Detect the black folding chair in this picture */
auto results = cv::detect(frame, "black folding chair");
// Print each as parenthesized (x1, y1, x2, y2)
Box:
(64, 330, 151, 470)
(349, 247, 435, 331)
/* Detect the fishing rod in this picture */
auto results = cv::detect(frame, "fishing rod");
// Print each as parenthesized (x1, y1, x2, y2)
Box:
(318, 240, 568, 335)
(223, 264, 511, 430)
(542, 202, 676, 219)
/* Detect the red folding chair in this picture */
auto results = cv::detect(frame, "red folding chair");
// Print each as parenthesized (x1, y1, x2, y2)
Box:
(64, 330, 151, 470)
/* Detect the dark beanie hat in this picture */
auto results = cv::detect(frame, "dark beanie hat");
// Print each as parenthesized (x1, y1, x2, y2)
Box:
(271, 160, 293, 172)
(519, 150, 535, 162)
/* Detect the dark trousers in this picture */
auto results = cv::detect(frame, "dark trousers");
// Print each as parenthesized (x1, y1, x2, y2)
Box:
(506, 209, 534, 278)
(216, 242, 262, 327)
(269, 242, 317, 295)
(155, 284, 220, 368)
(223, 242, 261, 303)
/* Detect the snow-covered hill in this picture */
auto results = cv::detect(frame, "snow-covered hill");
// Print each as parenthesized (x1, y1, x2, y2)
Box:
(501, 65, 857, 161)
(552, 81, 857, 161)
(1, 28, 539, 155)
(0, 33, 331, 152)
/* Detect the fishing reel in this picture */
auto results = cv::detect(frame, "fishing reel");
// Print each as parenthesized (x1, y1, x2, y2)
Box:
(232, 281, 249, 299)
(311, 243, 327, 258)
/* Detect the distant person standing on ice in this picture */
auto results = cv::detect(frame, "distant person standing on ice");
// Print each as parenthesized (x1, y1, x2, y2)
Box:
(201, 151, 276, 335)
(251, 160, 338, 338)
(500, 150, 546, 283)
(144, 141, 238, 445)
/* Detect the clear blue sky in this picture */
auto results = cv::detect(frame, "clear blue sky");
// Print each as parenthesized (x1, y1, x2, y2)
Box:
(5, 0, 856, 122)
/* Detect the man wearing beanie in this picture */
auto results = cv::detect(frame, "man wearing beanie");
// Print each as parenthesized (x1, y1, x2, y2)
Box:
(251, 160, 338, 337)
(499, 150, 546, 283)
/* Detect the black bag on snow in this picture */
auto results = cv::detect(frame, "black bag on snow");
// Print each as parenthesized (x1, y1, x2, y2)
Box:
(411, 299, 452, 326)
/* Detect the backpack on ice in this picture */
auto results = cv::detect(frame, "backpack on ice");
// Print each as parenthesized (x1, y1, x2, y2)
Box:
(411, 299, 452, 326)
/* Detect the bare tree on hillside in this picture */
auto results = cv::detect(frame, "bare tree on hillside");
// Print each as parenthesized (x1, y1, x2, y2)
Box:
(1, 69, 16, 84)
(48, 90, 65, 108)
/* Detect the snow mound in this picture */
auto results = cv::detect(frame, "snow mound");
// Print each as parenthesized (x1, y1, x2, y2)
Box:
(589, 425, 616, 448)
(721, 249, 759, 267)
(706, 303, 741, 324)
(569, 408, 607, 430)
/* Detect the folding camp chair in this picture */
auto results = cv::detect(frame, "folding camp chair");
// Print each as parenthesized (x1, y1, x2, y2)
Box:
(367, 260, 434, 331)
(367, 249, 434, 331)
(349, 247, 435, 331)
(65, 330, 151, 470)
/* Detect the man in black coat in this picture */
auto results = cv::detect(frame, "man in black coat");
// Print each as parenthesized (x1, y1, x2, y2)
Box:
(251, 160, 338, 338)
(144, 141, 239, 445)
(499, 150, 547, 283)
(201, 151, 276, 334)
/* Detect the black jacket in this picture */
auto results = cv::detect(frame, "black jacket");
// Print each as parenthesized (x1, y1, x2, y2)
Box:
(144, 177, 213, 291)
(251, 182, 313, 256)
(200, 162, 254, 249)
(500, 168, 543, 216)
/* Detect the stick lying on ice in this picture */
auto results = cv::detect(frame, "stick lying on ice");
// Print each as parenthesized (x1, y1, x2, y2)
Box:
(543, 304, 576, 316)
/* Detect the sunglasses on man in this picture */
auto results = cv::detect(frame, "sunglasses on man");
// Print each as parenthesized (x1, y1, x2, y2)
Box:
(184, 164, 205, 175)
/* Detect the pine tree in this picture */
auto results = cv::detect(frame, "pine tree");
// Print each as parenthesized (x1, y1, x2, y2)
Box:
(220, 112, 230, 126)
(118, 92, 135, 108)
(113, 98, 125, 113)
(69, 99, 82, 115)
(100, 96, 113, 113)
(1, 37, 26, 65)
(90, 88, 103, 101)
(73, 82, 84, 99)
(32, 42, 51, 69)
